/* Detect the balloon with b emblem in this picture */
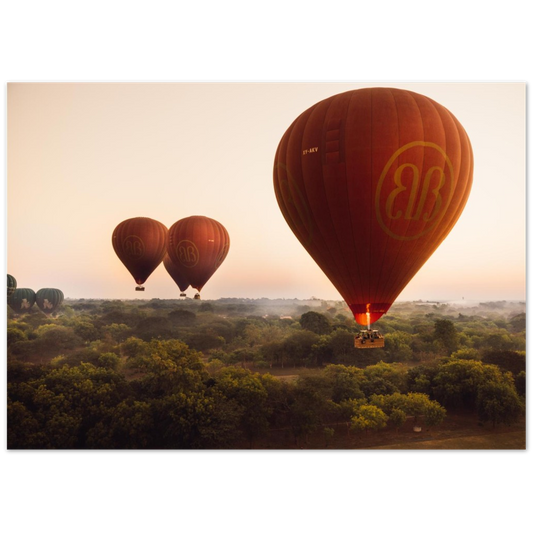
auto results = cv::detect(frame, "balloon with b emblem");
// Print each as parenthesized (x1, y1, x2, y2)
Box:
(112, 217, 168, 291)
(167, 216, 230, 298)
(274, 87, 473, 327)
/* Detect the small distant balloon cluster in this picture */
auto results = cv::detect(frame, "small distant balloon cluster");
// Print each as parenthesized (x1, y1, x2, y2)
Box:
(7, 275, 64, 314)
(112, 216, 230, 299)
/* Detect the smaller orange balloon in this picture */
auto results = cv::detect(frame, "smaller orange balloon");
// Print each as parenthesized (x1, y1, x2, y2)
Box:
(112, 217, 168, 288)
(163, 254, 189, 294)
(167, 216, 230, 293)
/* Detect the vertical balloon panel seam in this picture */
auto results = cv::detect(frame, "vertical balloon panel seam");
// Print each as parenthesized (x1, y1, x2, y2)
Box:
(276, 117, 347, 299)
(188, 217, 202, 289)
(371, 88, 403, 306)
(343, 91, 365, 305)
(316, 98, 359, 302)
(313, 96, 360, 302)
(281, 106, 344, 296)
(371, 88, 403, 307)
(343, 90, 365, 306)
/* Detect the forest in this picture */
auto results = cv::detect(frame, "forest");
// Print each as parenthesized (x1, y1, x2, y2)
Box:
(7, 298, 526, 449)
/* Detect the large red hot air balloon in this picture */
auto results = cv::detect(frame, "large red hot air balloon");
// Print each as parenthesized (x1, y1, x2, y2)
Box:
(167, 216, 230, 297)
(163, 254, 189, 297)
(274, 87, 473, 327)
(112, 217, 168, 290)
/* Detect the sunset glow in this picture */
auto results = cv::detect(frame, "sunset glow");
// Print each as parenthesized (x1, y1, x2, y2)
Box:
(7, 83, 525, 303)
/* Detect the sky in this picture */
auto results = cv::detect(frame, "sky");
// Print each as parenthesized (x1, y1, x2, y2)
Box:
(7, 82, 526, 302)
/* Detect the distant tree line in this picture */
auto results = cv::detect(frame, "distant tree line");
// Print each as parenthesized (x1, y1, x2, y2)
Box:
(7, 299, 525, 448)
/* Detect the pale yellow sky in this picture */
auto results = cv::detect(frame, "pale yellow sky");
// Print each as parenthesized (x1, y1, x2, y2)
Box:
(7, 82, 526, 301)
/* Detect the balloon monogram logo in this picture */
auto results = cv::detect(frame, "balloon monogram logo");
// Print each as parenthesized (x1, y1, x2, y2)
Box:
(376, 141, 455, 241)
(176, 240, 199, 267)
(123, 235, 145, 259)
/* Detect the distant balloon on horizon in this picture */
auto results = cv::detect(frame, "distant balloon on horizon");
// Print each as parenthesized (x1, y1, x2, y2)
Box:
(7, 274, 17, 298)
(36, 288, 64, 314)
(163, 254, 190, 296)
(112, 217, 168, 290)
(167, 216, 230, 296)
(8, 288, 36, 313)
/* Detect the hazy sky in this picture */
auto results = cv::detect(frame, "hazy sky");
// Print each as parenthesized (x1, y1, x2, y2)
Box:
(7, 82, 525, 301)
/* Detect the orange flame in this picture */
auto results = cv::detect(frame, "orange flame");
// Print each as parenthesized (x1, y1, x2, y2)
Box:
(366, 303, 371, 328)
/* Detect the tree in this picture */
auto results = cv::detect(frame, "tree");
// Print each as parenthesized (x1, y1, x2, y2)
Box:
(362, 362, 407, 396)
(433, 359, 512, 410)
(508, 313, 525, 333)
(168, 309, 196, 326)
(282, 330, 319, 367)
(451, 347, 481, 360)
(370, 392, 446, 427)
(481, 331, 515, 352)
(151, 390, 239, 449)
(351, 405, 388, 434)
(101, 323, 131, 342)
(323, 364, 365, 403)
(433, 319, 459, 354)
(327, 329, 357, 364)
(7, 327, 26, 345)
(8, 362, 130, 448)
(482, 351, 525, 375)
(185, 332, 226, 352)
(388, 408, 407, 431)
(212, 367, 271, 448)
(134, 316, 173, 341)
(383, 331, 414, 362)
(515, 371, 526, 397)
(86, 400, 154, 449)
(476, 381, 524, 427)
(72, 320, 100, 342)
(130, 339, 208, 396)
(287, 377, 332, 446)
(299, 311, 332, 335)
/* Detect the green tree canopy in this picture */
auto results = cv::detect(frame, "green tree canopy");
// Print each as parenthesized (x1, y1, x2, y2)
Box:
(299, 311, 332, 335)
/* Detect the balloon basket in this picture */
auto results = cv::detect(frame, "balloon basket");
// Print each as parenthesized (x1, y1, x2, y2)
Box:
(135, 286, 145, 291)
(354, 330, 385, 349)
(193, 293, 201, 300)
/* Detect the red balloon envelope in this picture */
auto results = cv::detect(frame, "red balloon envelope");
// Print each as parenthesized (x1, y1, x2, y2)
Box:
(167, 216, 230, 293)
(112, 217, 168, 287)
(274, 87, 473, 325)
(163, 254, 190, 293)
